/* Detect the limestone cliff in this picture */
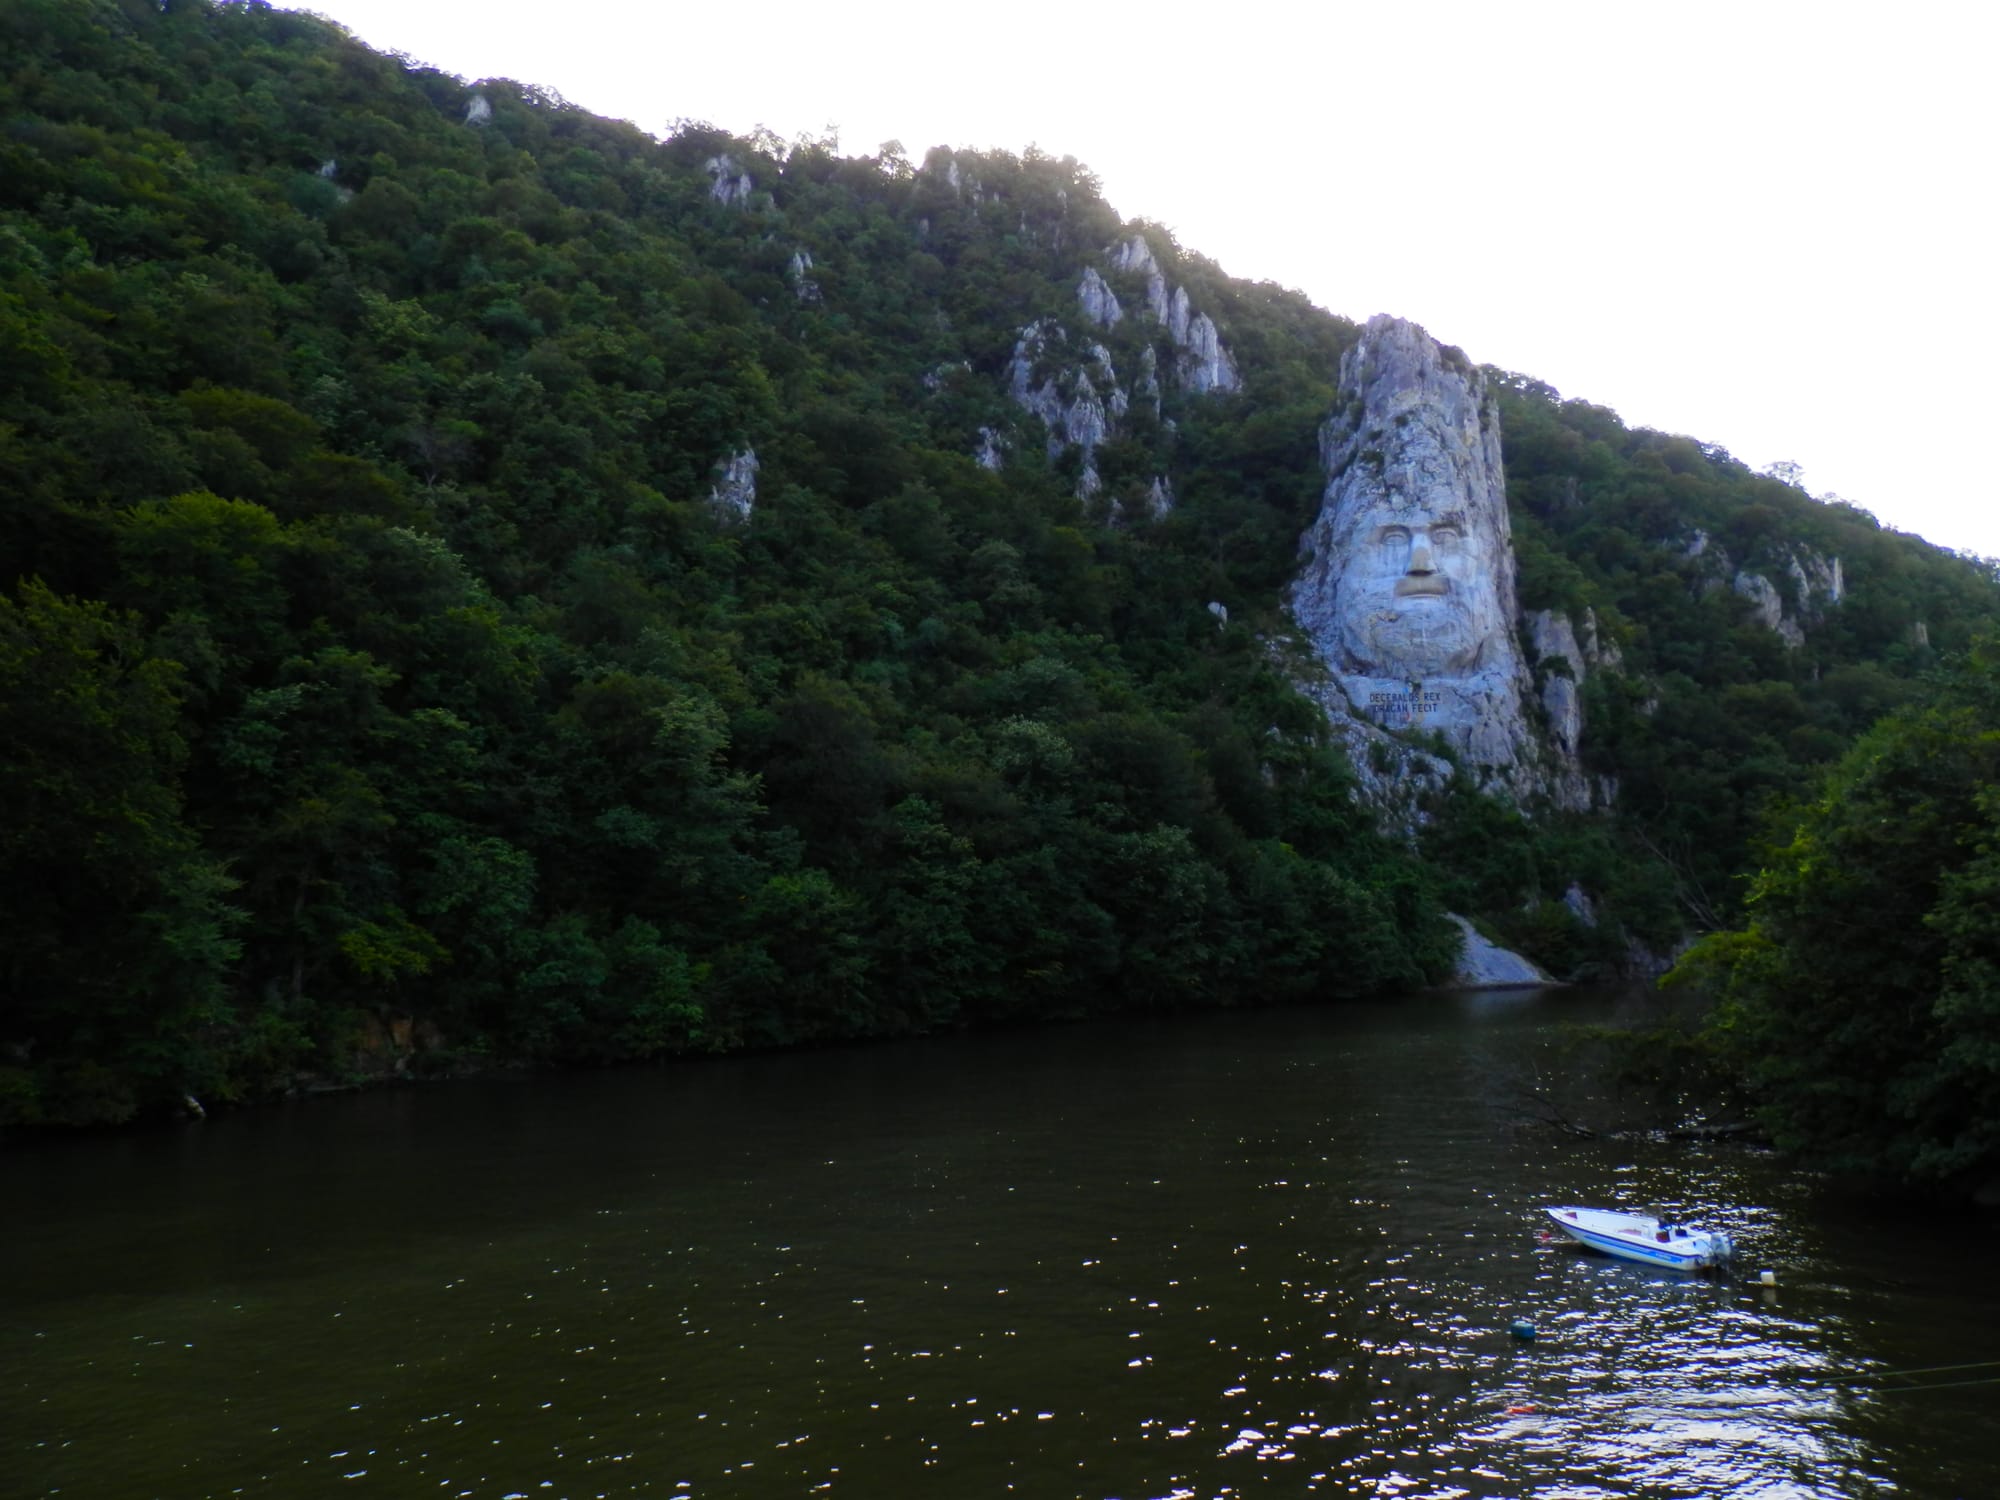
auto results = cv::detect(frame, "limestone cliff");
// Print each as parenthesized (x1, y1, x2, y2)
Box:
(1105, 234, 1242, 394)
(1290, 316, 1590, 811)
(708, 448, 758, 521)
(787, 249, 821, 304)
(1684, 530, 1844, 647)
(1077, 267, 1122, 329)
(1004, 320, 1122, 498)
(704, 154, 754, 207)
(995, 240, 1242, 498)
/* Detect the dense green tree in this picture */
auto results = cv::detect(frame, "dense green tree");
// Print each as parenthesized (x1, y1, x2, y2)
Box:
(0, 0, 1995, 1129)
(1671, 642, 2000, 1189)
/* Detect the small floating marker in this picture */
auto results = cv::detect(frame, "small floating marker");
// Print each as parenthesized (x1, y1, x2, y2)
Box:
(1505, 1404, 1538, 1415)
(1508, 1318, 1537, 1341)
(1759, 1269, 1778, 1286)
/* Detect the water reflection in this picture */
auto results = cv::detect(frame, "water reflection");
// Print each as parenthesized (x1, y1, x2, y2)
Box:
(3, 992, 1994, 1498)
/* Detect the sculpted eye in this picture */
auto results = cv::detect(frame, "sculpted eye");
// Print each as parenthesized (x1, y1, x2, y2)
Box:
(1430, 526, 1460, 545)
(1380, 526, 1409, 546)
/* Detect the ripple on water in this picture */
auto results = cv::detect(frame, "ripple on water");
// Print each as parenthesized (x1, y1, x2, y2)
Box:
(0, 995, 1986, 1498)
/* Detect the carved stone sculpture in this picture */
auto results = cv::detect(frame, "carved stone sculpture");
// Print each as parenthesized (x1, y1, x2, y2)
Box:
(1293, 316, 1584, 808)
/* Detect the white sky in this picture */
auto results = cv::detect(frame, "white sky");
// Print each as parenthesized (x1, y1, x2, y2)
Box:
(299, 0, 1999, 558)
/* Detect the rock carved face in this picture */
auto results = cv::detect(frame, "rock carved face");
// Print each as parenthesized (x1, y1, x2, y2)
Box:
(1332, 501, 1500, 676)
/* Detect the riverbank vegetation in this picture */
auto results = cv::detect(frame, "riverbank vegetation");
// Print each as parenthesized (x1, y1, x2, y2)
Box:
(4, 0, 1997, 1141)
(1669, 642, 2000, 1196)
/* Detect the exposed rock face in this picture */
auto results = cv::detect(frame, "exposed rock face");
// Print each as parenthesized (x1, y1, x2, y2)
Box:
(1782, 547, 1845, 624)
(1561, 882, 1598, 928)
(1733, 570, 1801, 646)
(1162, 282, 1242, 393)
(1446, 914, 1553, 987)
(933, 151, 995, 204)
(1110, 234, 1171, 321)
(787, 249, 821, 304)
(1526, 609, 1586, 758)
(1006, 320, 1120, 498)
(704, 154, 753, 207)
(463, 94, 492, 127)
(1177, 306, 1242, 394)
(1104, 235, 1241, 394)
(974, 426, 1006, 471)
(1167, 284, 1193, 347)
(1688, 530, 1842, 647)
(1077, 267, 1122, 328)
(1580, 607, 1621, 671)
(1292, 316, 1586, 809)
(1135, 345, 1162, 418)
(1108, 474, 1174, 528)
(315, 158, 354, 203)
(708, 448, 758, 521)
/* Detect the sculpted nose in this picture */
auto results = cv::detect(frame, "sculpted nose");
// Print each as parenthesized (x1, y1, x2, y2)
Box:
(1406, 533, 1436, 573)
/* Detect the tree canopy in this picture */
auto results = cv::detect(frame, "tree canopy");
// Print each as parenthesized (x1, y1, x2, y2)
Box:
(2, 0, 1996, 1129)
(1670, 642, 2000, 1192)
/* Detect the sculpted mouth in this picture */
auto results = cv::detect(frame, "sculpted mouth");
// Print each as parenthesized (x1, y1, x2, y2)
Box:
(1394, 576, 1449, 597)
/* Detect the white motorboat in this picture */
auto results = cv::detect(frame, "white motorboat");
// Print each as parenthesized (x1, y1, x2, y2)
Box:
(1543, 1206, 1734, 1273)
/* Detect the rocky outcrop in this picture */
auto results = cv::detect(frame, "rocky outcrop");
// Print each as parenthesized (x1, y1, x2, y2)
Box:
(1580, 607, 1621, 671)
(1135, 345, 1162, 418)
(1561, 882, 1598, 928)
(1112, 474, 1174, 527)
(1110, 234, 1170, 321)
(935, 151, 997, 204)
(709, 448, 758, 521)
(787, 249, 821, 304)
(1687, 530, 1842, 647)
(1104, 234, 1242, 395)
(1006, 320, 1122, 498)
(705, 154, 753, 207)
(463, 94, 492, 127)
(1787, 548, 1844, 610)
(1078, 267, 1122, 328)
(1733, 570, 1801, 646)
(974, 426, 1006, 471)
(1526, 610, 1586, 758)
(1177, 304, 1241, 394)
(315, 158, 354, 203)
(1291, 316, 1589, 811)
(1446, 914, 1554, 988)
(1733, 544, 1842, 647)
(1522, 608, 1623, 810)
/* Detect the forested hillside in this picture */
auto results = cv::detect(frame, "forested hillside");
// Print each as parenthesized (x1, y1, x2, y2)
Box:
(4, 0, 1996, 1129)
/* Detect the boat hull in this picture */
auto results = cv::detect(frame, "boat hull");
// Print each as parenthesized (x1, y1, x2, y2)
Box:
(1543, 1206, 1729, 1273)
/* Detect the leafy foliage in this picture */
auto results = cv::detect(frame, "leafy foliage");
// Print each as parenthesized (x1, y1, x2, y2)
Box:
(1669, 643, 2000, 1189)
(1, 0, 1995, 1128)
(0, 0, 1451, 1122)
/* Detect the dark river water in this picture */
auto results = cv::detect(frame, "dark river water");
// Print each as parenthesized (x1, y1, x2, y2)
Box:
(6, 987, 1997, 1499)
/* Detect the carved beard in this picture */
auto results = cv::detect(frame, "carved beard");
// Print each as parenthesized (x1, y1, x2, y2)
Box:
(1344, 598, 1484, 676)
